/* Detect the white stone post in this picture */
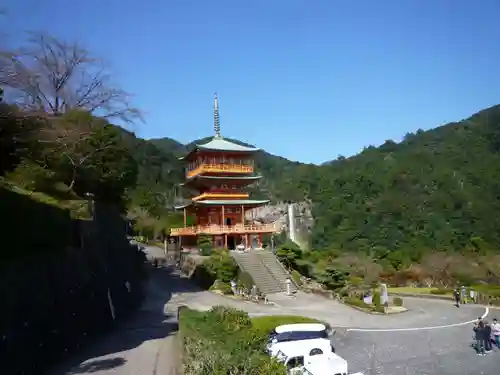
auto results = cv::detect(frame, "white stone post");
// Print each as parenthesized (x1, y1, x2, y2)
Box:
(230, 280, 237, 295)
(285, 278, 292, 296)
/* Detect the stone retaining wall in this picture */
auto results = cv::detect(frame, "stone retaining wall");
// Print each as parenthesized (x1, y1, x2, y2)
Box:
(0, 202, 147, 374)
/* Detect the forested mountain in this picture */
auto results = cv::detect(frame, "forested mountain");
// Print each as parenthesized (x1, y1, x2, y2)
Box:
(310, 105, 500, 253)
(4, 93, 499, 255)
(131, 105, 500, 254)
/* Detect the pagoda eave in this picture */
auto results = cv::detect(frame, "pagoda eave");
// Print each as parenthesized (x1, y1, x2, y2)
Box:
(180, 175, 262, 188)
(174, 199, 269, 211)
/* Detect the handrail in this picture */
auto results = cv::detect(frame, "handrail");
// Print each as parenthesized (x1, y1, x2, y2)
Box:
(170, 223, 278, 235)
(274, 254, 299, 290)
(187, 163, 254, 178)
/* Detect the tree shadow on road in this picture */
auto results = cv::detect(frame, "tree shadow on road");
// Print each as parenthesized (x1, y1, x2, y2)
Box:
(69, 357, 127, 374)
(44, 264, 200, 375)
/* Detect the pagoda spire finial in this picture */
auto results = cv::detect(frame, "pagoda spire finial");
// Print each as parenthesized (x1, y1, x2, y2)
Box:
(213, 92, 221, 138)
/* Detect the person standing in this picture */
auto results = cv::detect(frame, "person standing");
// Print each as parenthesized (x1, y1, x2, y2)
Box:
(491, 318, 500, 349)
(454, 289, 461, 307)
(474, 320, 486, 356)
(484, 320, 493, 353)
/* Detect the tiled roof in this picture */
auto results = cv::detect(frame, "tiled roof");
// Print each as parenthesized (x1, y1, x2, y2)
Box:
(196, 137, 258, 152)
(175, 199, 269, 210)
(179, 136, 259, 160)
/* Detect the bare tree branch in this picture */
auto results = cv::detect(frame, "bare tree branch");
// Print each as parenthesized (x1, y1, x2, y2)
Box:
(0, 32, 143, 123)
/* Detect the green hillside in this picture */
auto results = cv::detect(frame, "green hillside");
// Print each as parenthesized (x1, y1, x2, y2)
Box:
(144, 105, 500, 254)
(310, 105, 500, 253)
(3, 96, 500, 255)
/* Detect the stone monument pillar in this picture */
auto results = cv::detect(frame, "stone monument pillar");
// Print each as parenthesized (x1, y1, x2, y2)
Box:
(380, 283, 389, 305)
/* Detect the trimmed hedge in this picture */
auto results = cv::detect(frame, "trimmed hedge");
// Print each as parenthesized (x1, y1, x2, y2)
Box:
(179, 306, 285, 375)
(344, 297, 371, 309)
(344, 296, 386, 313)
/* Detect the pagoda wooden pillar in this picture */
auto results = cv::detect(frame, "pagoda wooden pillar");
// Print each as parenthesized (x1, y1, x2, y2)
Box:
(183, 208, 187, 227)
(241, 205, 244, 226)
(258, 234, 263, 248)
(224, 234, 228, 249)
(221, 205, 225, 226)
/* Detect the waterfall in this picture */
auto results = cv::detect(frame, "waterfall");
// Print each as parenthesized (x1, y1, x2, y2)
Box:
(288, 203, 297, 244)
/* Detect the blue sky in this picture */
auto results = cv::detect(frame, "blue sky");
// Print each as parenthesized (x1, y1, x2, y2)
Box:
(6, 0, 500, 164)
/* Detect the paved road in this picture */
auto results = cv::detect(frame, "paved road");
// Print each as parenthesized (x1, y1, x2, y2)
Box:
(46, 246, 497, 375)
(45, 255, 194, 374)
(166, 275, 496, 375)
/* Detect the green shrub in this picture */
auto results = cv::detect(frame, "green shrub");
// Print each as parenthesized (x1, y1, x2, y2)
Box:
(200, 247, 212, 256)
(344, 296, 371, 310)
(430, 288, 452, 295)
(237, 270, 255, 291)
(180, 307, 285, 375)
(5, 160, 57, 192)
(372, 290, 381, 307)
(209, 280, 233, 295)
(197, 234, 213, 254)
(374, 305, 386, 313)
(206, 248, 238, 282)
(291, 270, 303, 286)
(393, 297, 404, 306)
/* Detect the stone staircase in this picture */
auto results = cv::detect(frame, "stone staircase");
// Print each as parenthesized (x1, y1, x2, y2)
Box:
(231, 250, 298, 295)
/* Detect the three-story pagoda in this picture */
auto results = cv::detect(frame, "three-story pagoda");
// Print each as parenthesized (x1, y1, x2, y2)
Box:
(170, 94, 278, 249)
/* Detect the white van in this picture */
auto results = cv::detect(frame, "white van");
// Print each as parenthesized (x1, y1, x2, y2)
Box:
(271, 338, 347, 374)
(267, 323, 335, 355)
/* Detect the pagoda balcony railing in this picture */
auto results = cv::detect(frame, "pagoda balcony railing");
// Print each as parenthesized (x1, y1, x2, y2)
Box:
(170, 223, 279, 236)
(186, 163, 254, 178)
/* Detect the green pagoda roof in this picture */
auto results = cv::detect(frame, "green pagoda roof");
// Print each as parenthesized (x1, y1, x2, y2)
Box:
(198, 137, 258, 152)
(175, 199, 269, 210)
(179, 136, 259, 160)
